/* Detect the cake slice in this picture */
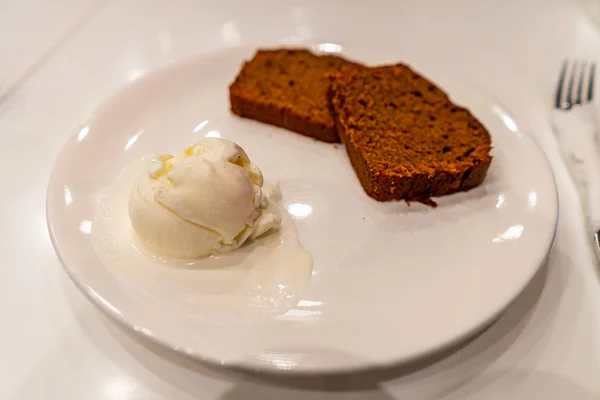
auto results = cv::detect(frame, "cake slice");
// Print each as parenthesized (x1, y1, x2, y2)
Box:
(229, 49, 359, 143)
(328, 64, 492, 203)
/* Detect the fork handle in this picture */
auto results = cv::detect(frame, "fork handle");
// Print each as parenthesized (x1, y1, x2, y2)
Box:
(552, 110, 600, 234)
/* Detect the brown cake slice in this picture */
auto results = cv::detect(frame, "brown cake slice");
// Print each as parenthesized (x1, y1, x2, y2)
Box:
(229, 49, 359, 143)
(328, 64, 492, 203)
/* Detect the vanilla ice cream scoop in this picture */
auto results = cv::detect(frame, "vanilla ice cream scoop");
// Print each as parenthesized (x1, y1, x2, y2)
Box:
(128, 138, 280, 258)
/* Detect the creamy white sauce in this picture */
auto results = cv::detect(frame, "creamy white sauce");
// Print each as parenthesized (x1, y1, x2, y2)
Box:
(91, 157, 313, 323)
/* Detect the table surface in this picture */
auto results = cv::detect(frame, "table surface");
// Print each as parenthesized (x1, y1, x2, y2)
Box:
(3, 0, 600, 398)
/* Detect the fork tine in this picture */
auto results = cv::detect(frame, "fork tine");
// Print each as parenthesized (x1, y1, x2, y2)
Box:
(566, 61, 578, 109)
(576, 61, 586, 105)
(588, 62, 596, 102)
(556, 60, 568, 109)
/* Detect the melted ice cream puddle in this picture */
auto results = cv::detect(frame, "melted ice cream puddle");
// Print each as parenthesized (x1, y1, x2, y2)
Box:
(92, 157, 313, 323)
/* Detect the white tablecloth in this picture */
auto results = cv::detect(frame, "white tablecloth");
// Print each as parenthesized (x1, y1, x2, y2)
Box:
(2, 0, 600, 398)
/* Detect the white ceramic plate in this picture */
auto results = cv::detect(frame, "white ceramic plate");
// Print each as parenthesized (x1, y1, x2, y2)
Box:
(47, 45, 557, 374)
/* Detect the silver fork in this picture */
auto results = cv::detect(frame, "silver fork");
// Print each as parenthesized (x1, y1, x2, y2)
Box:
(555, 60, 595, 110)
(552, 60, 600, 260)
